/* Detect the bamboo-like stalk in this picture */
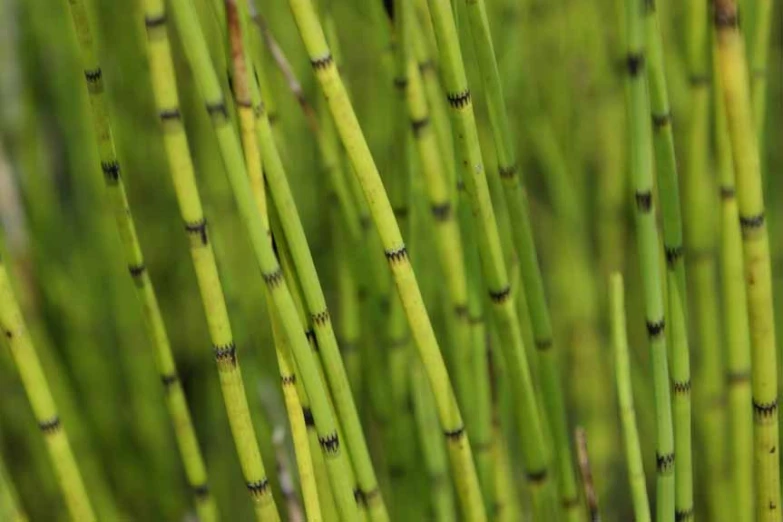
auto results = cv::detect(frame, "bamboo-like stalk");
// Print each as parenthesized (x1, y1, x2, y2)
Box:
(285, 1, 486, 519)
(609, 273, 651, 522)
(63, 1, 217, 518)
(0, 258, 94, 521)
(684, 0, 728, 515)
(424, 0, 558, 516)
(713, 0, 781, 518)
(748, 0, 771, 142)
(401, 1, 493, 502)
(139, 1, 281, 518)
(714, 42, 753, 521)
(622, 0, 675, 517)
(246, 36, 389, 522)
(642, 2, 693, 518)
(169, 2, 362, 519)
(270, 310, 323, 522)
(458, 0, 581, 516)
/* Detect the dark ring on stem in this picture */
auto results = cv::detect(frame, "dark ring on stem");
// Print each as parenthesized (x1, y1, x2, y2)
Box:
(305, 328, 317, 345)
(411, 117, 429, 135)
(468, 314, 484, 325)
(656, 452, 675, 473)
(159, 108, 181, 121)
(393, 77, 407, 90)
(39, 416, 61, 434)
(726, 370, 750, 385)
(128, 263, 146, 278)
(672, 379, 691, 394)
(206, 101, 228, 119)
(363, 487, 381, 502)
(752, 399, 778, 418)
(318, 432, 340, 454)
(418, 59, 434, 73)
(144, 14, 166, 28)
(246, 479, 269, 496)
(431, 202, 452, 221)
(526, 469, 548, 483)
(489, 285, 512, 304)
(446, 89, 471, 108)
(390, 336, 409, 349)
(312, 310, 330, 326)
(652, 111, 671, 128)
(184, 218, 208, 245)
(385, 245, 408, 263)
(161, 373, 178, 388)
(739, 212, 765, 230)
(720, 185, 735, 199)
(626, 53, 644, 76)
(714, 8, 739, 28)
(562, 496, 580, 508)
(676, 507, 694, 521)
(499, 163, 518, 179)
(688, 74, 709, 86)
(302, 407, 315, 427)
(310, 53, 334, 70)
(214, 342, 237, 365)
(635, 190, 652, 212)
(535, 338, 553, 351)
(192, 483, 210, 499)
(454, 304, 469, 317)
(665, 245, 683, 266)
(262, 267, 284, 288)
(235, 99, 253, 109)
(101, 161, 120, 183)
(444, 426, 465, 440)
(387, 466, 405, 479)
(84, 68, 103, 83)
(281, 374, 296, 386)
(646, 318, 665, 339)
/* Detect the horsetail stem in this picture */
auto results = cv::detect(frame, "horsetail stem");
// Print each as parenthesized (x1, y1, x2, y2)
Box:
(0, 448, 26, 522)
(140, 1, 280, 518)
(254, 55, 390, 522)
(610, 273, 651, 522)
(64, 1, 216, 518)
(575, 427, 600, 522)
(642, 1, 693, 517)
(170, 0, 368, 518)
(286, 1, 486, 518)
(622, 0, 675, 516)
(0, 258, 95, 521)
(458, 0, 581, 516)
(684, 0, 728, 514)
(713, 44, 753, 520)
(424, 0, 559, 516)
(748, 0, 771, 142)
(713, 0, 781, 518)
(269, 307, 324, 522)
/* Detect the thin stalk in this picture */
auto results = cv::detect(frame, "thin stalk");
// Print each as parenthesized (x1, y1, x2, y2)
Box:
(713, 0, 781, 518)
(610, 273, 651, 522)
(643, 2, 693, 518)
(623, 0, 675, 517)
(748, 0, 771, 142)
(714, 42, 753, 521)
(270, 310, 323, 522)
(0, 258, 94, 521)
(271, 428, 304, 522)
(684, 0, 728, 515)
(65, 1, 216, 518)
(169, 0, 364, 519)
(249, 50, 389, 522)
(424, 0, 558, 516)
(575, 427, 599, 522)
(142, 1, 282, 518)
(285, 1, 485, 519)
(0, 448, 26, 522)
(456, 13, 578, 516)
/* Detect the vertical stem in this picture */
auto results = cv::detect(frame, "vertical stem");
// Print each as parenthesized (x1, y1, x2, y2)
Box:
(65, 1, 216, 518)
(0, 259, 95, 521)
(285, 1, 485, 519)
(622, 0, 675, 517)
(609, 273, 651, 522)
(714, 0, 781, 519)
